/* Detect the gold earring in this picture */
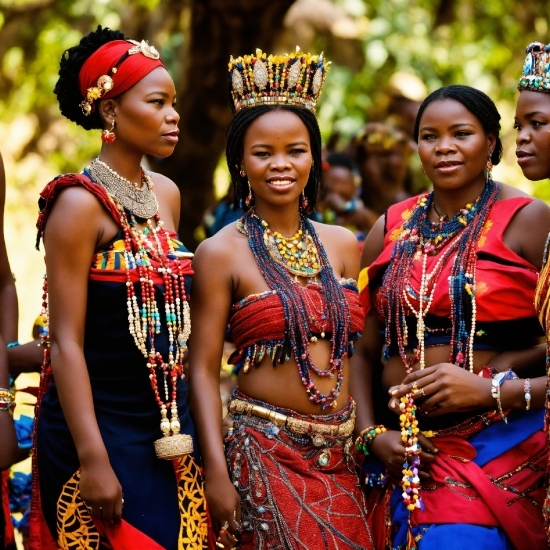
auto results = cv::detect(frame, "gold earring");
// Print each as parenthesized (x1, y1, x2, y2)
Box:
(245, 181, 253, 208)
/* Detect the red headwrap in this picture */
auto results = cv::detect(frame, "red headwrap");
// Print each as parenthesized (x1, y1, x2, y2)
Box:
(78, 39, 165, 115)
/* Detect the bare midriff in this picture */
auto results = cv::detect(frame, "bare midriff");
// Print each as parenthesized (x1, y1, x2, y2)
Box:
(236, 338, 350, 415)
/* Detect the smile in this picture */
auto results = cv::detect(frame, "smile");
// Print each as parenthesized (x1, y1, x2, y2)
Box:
(268, 179, 294, 186)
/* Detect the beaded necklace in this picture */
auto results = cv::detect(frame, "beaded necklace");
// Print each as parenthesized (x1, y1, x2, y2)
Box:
(88, 165, 193, 459)
(378, 176, 499, 520)
(379, 176, 499, 370)
(237, 210, 350, 409)
(263, 223, 322, 278)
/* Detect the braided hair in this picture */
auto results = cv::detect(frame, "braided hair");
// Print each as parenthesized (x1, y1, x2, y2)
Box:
(413, 84, 503, 166)
(226, 105, 322, 213)
(54, 26, 126, 130)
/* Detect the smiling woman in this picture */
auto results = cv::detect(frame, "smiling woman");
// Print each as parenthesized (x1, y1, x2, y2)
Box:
(188, 49, 373, 550)
(352, 84, 550, 550)
(30, 26, 209, 550)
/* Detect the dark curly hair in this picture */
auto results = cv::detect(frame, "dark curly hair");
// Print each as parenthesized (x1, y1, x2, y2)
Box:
(413, 84, 503, 166)
(226, 105, 322, 213)
(54, 26, 126, 130)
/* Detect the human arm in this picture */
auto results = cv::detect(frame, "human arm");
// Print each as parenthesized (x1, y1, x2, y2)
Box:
(188, 237, 241, 547)
(43, 187, 122, 522)
(0, 333, 17, 470)
(0, 153, 18, 344)
(350, 216, 437, 482)
(8, 340, 44, 375)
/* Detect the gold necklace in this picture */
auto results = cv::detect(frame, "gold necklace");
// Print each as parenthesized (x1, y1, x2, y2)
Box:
(237, 213, 322, 278)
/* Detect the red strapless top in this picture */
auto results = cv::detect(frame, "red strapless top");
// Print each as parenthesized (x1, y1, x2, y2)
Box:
(228, 282, 364, 369)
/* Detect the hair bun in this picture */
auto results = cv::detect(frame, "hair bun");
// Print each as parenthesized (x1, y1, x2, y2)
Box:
(54, 25, 126, 130)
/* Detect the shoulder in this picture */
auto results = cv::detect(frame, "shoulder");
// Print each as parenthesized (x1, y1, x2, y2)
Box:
(193, 221, 246, 267)
(50, 184, 109, 217)
(361, 215, 386, 269)
(149, 171, 179, 200)
(497, 182, 550, 221)
(311, 221, 357, 248)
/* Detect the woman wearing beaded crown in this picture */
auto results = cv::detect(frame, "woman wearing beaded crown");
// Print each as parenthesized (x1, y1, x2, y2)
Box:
(188, 48, 372, 550)
(31, 27, 209, 549)
(352, 84, 550, 550)
(515, 41, 550, 545)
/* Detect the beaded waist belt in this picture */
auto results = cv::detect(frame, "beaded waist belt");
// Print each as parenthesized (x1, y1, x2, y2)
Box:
(228, 398, 355, 438)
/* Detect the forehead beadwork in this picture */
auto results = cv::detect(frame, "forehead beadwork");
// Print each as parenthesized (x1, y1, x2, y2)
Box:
(518, 42, 550, 93)
(228, 47, 330, 114)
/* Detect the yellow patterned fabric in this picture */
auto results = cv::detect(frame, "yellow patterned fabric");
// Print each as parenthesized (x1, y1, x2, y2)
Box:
(56, 471, 112, 550)
(173, 455, 209, 549)
(91, 233, 188, 271)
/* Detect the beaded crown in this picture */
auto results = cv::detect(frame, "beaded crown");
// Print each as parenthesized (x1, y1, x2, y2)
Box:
(228, 47, 330, 113)
(518, 42, 550, 93)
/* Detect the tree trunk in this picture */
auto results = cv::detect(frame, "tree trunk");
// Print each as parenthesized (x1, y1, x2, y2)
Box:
(147, 0, 296, 250)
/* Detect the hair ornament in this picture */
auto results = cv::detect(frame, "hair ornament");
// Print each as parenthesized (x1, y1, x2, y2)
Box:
(518, 42, 550, 93)
(80, 75, 114, 115)
(79, 39, 163, 116)
(128, 39, 160, 60)
(228, 47, 330, 113)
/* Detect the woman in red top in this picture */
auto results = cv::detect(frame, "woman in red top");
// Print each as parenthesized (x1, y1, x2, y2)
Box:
(353, 85, 550, 550)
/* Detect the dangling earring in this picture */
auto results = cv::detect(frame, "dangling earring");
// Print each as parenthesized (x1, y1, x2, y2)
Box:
(245, 181, 253, 208)
(301, 190, 308, 210)
(486, 154, 493, 180)
(101, 120, 116, 144)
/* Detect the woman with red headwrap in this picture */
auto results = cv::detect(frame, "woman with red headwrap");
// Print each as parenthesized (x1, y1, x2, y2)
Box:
(30, 27, 209, 549)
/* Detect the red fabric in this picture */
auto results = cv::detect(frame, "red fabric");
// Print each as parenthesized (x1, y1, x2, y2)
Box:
(78, 40, 164, 110)
(365, 196, 538, 320)
(94, 519, 165, 550)
(413, 431, 547, 550)
(36, 173, 122, 249)
(226, 396, 372, 549)
(2, 470, 14, 547)
(229, 284, 364, 350)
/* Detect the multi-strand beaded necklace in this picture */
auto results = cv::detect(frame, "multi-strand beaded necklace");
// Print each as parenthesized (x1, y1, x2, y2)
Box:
(89, 164, 192, 459)
(237, 211, 350, 409)
(378, 176, 499, 514)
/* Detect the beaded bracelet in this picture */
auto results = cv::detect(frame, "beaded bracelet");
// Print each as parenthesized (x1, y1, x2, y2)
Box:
(355, 425, 387, 456)
(524, 378, 531, 411)
(0, 388, 15, 411)
(490, 370, 517, 424)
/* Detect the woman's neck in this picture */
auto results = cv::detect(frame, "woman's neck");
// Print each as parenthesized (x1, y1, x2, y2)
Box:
(98, 145, 144, 186)
(430, 179, 488, 221)
(253, 202, 301, 236)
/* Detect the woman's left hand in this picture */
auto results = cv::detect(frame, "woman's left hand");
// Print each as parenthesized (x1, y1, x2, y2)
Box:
(388, 363, 492, 416)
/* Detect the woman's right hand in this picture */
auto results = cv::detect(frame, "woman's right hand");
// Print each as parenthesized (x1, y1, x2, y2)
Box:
(79, 457, 123, 523)
(369, 430, 438, 485)
(205, 474, 241, 549)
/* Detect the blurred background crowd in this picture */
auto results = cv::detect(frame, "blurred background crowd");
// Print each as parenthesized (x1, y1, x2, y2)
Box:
(0, 0, 549, 546)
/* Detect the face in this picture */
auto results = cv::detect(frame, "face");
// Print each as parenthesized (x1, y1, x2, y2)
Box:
(417, 99, 495, 192)
(241, 109, 313, 210)
(325, 166, 356, 202)
(514, 90, 550, 181)
(109, 67, 179, 158)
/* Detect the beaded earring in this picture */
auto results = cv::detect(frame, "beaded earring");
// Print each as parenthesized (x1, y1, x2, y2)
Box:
(301, 190, 309, 210)
(245, 181, 254, 208)
(101, 120, 116, 144)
